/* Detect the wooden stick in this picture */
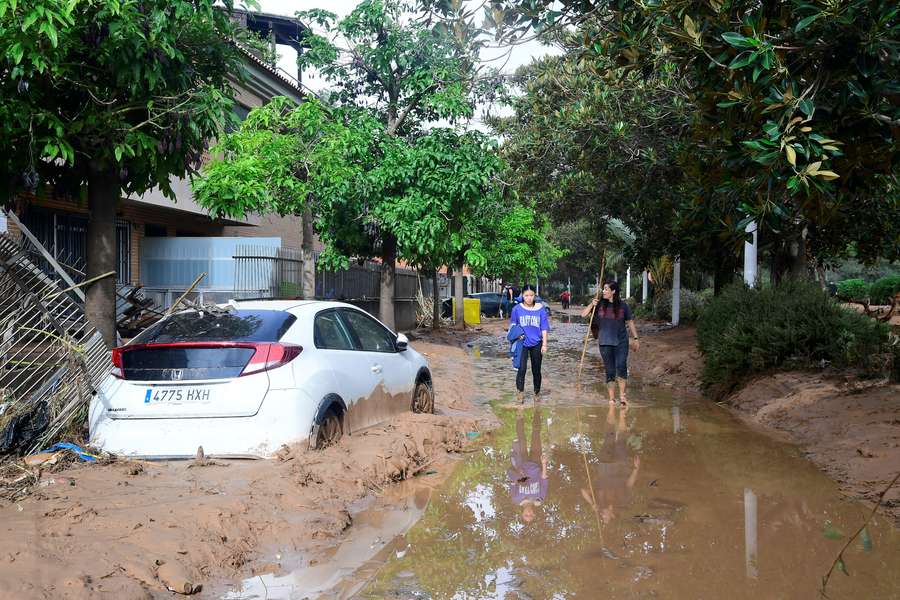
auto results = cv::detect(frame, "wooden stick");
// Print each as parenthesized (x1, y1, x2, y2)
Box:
(43, 271, 117, 302)
(575, 240, 608, 540)
(578, 252, 606, 380)
(167, 272, 207, 316)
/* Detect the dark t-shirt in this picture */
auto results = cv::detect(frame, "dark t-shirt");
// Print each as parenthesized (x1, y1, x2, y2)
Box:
(592, 301, 633, 346)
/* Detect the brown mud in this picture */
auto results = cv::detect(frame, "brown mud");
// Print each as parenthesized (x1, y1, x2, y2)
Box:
(0, 334, 495, 600)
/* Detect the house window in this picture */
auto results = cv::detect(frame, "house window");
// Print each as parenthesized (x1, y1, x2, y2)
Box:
(116, 220, 131, 284)
(22, 208, 132, 285)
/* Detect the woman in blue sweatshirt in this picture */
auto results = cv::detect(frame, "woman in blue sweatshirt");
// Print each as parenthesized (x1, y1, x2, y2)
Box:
(509, 285, 550, 403)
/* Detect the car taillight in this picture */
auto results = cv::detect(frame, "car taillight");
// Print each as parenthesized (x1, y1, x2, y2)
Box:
(111, 347, 124, 378)
(241, 343, 303, 376)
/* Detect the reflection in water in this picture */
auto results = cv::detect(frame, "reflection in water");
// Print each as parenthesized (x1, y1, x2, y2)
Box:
(745, 488, 759, 580)
(582, 404, 640, 527)
(357, 322, 900, 599)
(509, 406, 549, 525)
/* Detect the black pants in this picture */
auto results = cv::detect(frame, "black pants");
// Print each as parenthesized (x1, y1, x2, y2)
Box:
(516, 344, 543, 393)
(599, 341, 629, 383)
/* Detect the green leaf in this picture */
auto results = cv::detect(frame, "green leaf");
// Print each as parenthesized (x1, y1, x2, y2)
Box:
(860, 527, 873, 552)
(823, 523, 844, 540)
(837, 558, 849, 576)
(721, 32, 756, 48)
(728, 51, 755, 69)
(799, 99, 815, 117)
(752, 65, 763, 82)
(114, 146, 123, 162)
(763, 120, 780, 139)
(795, 14, 819, 32)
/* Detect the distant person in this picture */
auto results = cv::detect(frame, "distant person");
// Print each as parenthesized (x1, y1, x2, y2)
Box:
(581, 403, 640, 524)
(509, 285, 549, 403)
(500, 285, 512, 318)
(508, 406, 549, 524)
(582, 280, 639, 405)
(560, 289, 571, 310)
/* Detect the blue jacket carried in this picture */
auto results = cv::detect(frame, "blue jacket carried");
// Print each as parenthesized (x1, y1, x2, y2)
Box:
(507, 324, 526, 369)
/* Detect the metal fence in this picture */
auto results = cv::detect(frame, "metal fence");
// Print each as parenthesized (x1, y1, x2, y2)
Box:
(233, 246, 432, 302)
(0, 220, 111, 455)
(232, 246, 433, 329)
(233, 244, 304, 299)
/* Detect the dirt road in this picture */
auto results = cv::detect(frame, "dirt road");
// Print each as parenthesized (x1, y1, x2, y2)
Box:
(0, 334, 495, 600)
(1, 312, 897, 599)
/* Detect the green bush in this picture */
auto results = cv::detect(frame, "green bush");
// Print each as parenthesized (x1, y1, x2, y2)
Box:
(835, 279, 870, 302)
(642, 288, 710, 322)
(870, 275, 900, 305)
(696, 281, 893, 398)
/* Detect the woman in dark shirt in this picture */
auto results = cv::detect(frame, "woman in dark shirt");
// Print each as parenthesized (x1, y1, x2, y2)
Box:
(581, 281, 639, 404)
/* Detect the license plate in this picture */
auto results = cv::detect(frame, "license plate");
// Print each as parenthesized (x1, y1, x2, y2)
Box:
(144, 387, 211, 404)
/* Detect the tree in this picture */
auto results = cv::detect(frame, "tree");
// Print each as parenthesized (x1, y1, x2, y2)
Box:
(286, 0, 494, 328)
(491, 0, 900, 278)
(193, 97, 511, 329)
(489, 49, 694, 284)
(0, 0, 247, 344)
(477, 205, 564, 286)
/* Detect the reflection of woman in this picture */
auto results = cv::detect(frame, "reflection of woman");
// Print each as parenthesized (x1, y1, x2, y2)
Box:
(508, 406, 549, 524)
(581, 403, 640, 524)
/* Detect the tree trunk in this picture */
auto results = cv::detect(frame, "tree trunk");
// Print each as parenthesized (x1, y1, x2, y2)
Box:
(379, 234, 397, 330)
(85, 164, 119, 348)
(431, 268, 440, 329)
(454, 268, 465, 329)
(300, 207, 316, 299)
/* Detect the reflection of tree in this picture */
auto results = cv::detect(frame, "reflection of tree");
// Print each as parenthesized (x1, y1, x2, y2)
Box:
(138, 312, 263, 343)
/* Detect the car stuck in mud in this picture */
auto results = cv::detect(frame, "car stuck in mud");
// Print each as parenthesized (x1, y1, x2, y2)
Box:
(89, 300, 434, 458)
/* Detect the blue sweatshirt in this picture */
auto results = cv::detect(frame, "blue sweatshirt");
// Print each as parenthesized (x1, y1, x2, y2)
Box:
(509, 303, 550, 348)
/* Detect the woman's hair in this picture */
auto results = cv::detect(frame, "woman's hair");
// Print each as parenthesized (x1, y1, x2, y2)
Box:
(600, 280, 622, 313)
(522, 284, 537, 293)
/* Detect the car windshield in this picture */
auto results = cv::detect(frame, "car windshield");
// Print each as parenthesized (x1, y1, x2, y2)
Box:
(132, 309, 296, 344)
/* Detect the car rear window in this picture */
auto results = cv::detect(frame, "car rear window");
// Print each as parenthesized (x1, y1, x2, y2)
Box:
(133, 309, 296, 344)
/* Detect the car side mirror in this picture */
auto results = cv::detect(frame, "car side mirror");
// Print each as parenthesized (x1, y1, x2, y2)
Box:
(395, 333, 409, 352)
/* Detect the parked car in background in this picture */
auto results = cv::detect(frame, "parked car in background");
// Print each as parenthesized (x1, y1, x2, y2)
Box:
(89, 300, 433, 458)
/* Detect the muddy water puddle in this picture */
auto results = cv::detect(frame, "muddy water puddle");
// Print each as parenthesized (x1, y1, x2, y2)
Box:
(230, 322, 900, 599)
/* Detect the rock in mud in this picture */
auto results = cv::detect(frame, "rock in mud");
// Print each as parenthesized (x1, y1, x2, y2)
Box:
(156, 559, 202, 595)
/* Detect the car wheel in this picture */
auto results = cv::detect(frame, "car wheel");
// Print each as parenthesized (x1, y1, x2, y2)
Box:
(412, 380, 434, 414)
(315, 408, 343, 449)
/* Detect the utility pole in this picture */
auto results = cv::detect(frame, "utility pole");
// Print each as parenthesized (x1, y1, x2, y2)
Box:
(743, 220, 758, 287)
(671, 258, 681, 326)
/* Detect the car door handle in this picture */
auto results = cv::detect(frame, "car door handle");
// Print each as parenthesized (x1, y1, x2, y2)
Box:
(371, 365, 382, 374)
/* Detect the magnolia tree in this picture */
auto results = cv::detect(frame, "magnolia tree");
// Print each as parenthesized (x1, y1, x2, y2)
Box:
(0, 0, 247, 345)
(489, 0, 900, 279)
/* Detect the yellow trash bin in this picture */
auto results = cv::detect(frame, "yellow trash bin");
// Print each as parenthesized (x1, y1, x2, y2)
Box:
(463, 298, 481, 325)
(451, 298, 482, 325)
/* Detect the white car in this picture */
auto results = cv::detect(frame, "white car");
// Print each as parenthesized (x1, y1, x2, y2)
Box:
(89, 300, 434, 458)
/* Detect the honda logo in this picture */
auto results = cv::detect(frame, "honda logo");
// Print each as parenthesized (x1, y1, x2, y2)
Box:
(168, 369, 184, 381)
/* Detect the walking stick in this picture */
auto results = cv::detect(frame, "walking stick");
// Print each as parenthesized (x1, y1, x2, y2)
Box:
(574, 241, 608, 538)
(578, 251, 607, 380)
